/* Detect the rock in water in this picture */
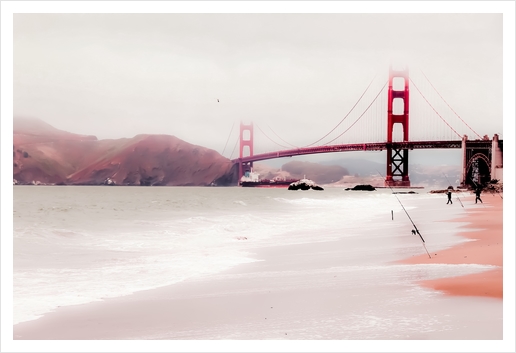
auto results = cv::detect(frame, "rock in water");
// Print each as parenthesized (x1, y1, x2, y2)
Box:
(345, 184, 376, 191)
(288, 178, 324, 191)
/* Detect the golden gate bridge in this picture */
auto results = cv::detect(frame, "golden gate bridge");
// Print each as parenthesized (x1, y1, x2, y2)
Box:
(223, 66, 503, 187)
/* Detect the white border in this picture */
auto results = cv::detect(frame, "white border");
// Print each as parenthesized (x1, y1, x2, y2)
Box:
(2, 1, 515, 352)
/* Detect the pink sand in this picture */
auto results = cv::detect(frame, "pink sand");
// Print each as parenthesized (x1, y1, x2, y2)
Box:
(399, 194, 503, 299)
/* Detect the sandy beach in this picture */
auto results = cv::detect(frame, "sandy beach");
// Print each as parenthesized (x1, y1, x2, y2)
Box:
(399, 194, 503, 299)
(10, 191, 508, 351)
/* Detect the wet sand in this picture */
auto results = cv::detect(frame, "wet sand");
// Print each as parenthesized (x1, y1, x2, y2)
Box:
(399, 194, 503, 299)
(9, 193, 509, 351)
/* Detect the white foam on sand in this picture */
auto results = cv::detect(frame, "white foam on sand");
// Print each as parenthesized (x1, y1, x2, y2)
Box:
(11, 189, 485, 329)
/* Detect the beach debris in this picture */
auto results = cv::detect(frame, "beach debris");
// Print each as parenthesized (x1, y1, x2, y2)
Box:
(429, 189, 455, 194)
(483, 180, 503, 198)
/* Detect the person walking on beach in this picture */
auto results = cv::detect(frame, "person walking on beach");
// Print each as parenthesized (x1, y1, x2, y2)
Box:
(475, 187, 483, 204)
(447, 189, 453, 204)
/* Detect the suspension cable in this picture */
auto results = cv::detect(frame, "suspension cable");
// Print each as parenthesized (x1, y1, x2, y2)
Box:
(304, 73, 378, 147)
(221, 121, 235, 156)
(410, 78, 462, 139)
(229, 134, 239, 160)
(266, 124, 298, 148)
(324, 80, 388, 145)
(255, 124, 290, 149)
(420, 70, 482, 139)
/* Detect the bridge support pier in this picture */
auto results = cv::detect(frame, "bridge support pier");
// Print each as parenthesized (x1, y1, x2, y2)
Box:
(460, 134, 503, 188)
(460, 135, 468, 187)
(385, 148, 410, 187)
(491, 134, 503, 182)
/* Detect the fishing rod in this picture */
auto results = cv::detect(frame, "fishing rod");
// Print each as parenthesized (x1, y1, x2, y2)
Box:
(470, 175, 503, 200)
(377, 170, 431, 259)
(443, 173, 464, 208)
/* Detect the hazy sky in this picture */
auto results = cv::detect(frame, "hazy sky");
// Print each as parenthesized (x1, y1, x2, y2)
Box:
(5, 2, 514, 163)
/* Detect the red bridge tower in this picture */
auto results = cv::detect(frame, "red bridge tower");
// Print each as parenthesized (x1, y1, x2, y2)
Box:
(238, 121, 254, 182)
(385, 66, 411, 187)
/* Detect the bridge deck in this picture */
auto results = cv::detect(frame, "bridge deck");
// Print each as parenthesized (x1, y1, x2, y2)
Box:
(232, 140, 493, 163)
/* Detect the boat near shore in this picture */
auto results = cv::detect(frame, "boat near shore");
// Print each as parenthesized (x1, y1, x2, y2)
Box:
(240, 170, 299, 188)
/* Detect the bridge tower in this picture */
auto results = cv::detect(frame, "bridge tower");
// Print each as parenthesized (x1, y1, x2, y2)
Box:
(385, 66, 411, 187)
(238, 121, 254, 183)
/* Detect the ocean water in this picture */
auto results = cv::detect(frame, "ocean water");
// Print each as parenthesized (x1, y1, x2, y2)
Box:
(13, 185, 496, 328)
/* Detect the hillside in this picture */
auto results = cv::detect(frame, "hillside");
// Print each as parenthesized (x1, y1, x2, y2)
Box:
(318, 157, 461, 188)
(281, 160, 350, 184)
(13, 117, 238, 186)
(253, 157, 462, 189)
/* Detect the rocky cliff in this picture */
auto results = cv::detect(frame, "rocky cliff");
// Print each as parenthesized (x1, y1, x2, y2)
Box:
(13, 117, 238, 186)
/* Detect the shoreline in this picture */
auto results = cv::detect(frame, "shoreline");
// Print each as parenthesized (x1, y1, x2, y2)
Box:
(10, 193, 505, 344)
(398, 194, 503, 299)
